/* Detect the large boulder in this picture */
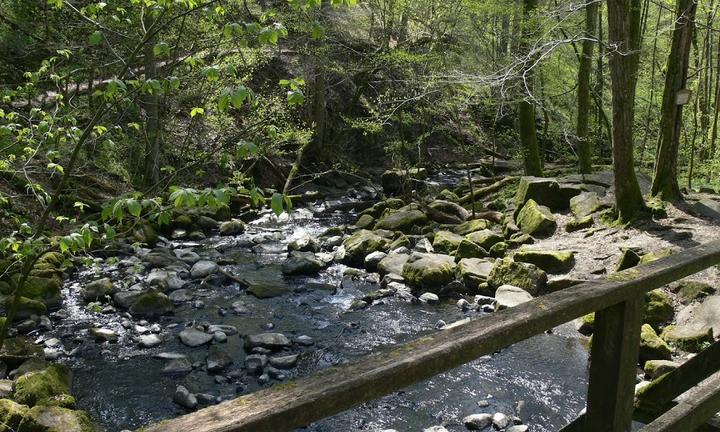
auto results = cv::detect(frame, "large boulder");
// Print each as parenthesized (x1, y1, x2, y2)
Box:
(80, 278, 115, 303)
(426, 200, 469, 224)
(515, 177, 565, 210)
(455, 239, 488, 260)
(570, 192, 604, 218)
(128, 292, 175, 318)
(18, 405, 95, 432)
(643, 289, 674, 329)
(691, 198, 720, 220)
(515, 200, 557, 237)
(639, 324, 672, 362)
(281, 251, 324, 276)
(465, 229, 503, 250)
(660, 325, 713, 353)
(432, 231, 464, 254)
(676, 295, 720, 336)
(14, 364, 71, 406)
(453, 219, 491, 236)
(457, 258, 494, 292)
(0, 399, 28, 431)
(495, 285, 533, 310)
(513, 249, 574, 273)
(218, 219, 245, 236)
(487, 258, 547, 295)
(401, 253, 457, 292)
(377, 252, 410, 275)
(341, 230, 389, 267)
(374, 209, 429, 233)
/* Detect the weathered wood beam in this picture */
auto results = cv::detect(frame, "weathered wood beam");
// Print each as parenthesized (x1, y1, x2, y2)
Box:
(142, 240, 720, 432)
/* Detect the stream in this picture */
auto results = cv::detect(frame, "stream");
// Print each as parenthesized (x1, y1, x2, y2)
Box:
(38, 177, 590, 432)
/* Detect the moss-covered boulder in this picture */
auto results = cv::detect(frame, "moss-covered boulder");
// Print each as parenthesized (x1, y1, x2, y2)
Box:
(487, 258, 547, 295)
(132, 223, 159, 246)
(575, 313, 595, 335)
(341, 230, 390, 267)
(495, 285, 534, 310)
(377, 252, 410, 275)
(660, 325, 714, 353)
(488, 242, 509, 258)
(281, 251, 324, 276)
(640, 249, 675, 265)
(566, 215, 594, 232)
(454, 239, 488, 260)
(644, 289, 674, 329)
(381, 168, 427, 195)
(465, 229, 503, 250)
(513, 249, 575, 273)
(218, 219, 245, 236)
(14, 365, 71, 407)
(457, 258, 494, 293)
(355, 214, 375, 230)
(128, 291, 175, 318)
(35, 394, 77, 409)
(515, 199, 557, 237)
(374, 209, 428, 233)
(80, 278, 114, 303)
(359, 198, 405, 219)
(389, 234, 411, 250)
(17, 405, 95, 432)
(670, 280, 716, 304)
(643, 360, 679, 380)
(569, 192, 604, 218)
(4, 297, 47, 320)
(401, 253, 456, 292)
(515, 177, 564, 210)
(452, 219, 490, 236)
(639, 324, 672, 362)
(0, 398, 28, 431)
(10, 276, 62, 309)
(432, 231, 464, 254)
(0, 337, 43, 368)
(616, 248, 641, 272)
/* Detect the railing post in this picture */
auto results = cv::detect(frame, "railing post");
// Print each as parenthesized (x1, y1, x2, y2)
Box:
(584, 295, 644, 432)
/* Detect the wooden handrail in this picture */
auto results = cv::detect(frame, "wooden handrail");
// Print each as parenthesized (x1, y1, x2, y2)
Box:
(142, 240, 720, 432)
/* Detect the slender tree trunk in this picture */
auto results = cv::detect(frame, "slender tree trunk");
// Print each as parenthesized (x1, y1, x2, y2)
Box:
(639, 5, 663, 168)
(517, 0, 543, 176)
(142, 15, 161, 190)
(577, 0, 598, 174)
(607, 0, 646, 221)
(651, 0, 696, 201)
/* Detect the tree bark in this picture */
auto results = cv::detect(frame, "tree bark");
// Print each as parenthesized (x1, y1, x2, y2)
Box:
(607, 0, 646, 221)
(517, 0, 543, 176)
(650, 0, 696, 201)
(577, 0, 598, 174)
(142, 14, 161, 190)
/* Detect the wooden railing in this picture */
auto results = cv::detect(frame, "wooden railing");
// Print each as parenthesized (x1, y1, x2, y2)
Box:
(142, 240, 720, 432)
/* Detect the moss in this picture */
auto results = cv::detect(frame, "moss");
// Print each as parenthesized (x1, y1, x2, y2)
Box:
(17, 405, 95, 432)
(432, 231, 464, 254)
(488, 242, 509, 258)
(487, 257, 547, 295)
(513, 249, 575, 273)
(607, 268, 640, 282)
(341, 230, 389, 266)
(452, 219, 490, 236)
(454, 239, 488, 260)
(389, 234, 411, 250)
(639, 324, 672, 362)
(14, 365, 71, 407)
(660, 325, 714, 353)
(639, 249, 674, 265)
(5, 297, 47, 320)
(465, 229, 503, 250)
(515, 199, 557, 236)
(566, 215, 594, 232)
(36, 394, 76, 409)
(0, 398, 28, 431)
(355, 214, 375, 229)
(670, 280, 716, 303)
(128, 292, 174, 318)
(16, 276, 62, 304)
(643, 289, 674, 329)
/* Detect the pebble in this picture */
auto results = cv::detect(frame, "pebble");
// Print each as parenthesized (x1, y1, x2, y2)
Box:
(492, 412, 510, 429)
(477, 400, 489, 408)
(295, 335, 314, 346)
(173, 385, 197, 410)
(179, 327, 213, 347)
(138, 334, 162, 348)
(90, 328, 119, 343)
(419, 292, 440, 304)
(258, 373, 270, 384)
(463, 413, 492, 430)
(506, 426, 529, 432)
(269, 354, 298, 369)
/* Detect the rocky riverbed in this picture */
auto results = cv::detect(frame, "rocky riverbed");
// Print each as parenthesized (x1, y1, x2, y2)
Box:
(2, 164, 720, 432)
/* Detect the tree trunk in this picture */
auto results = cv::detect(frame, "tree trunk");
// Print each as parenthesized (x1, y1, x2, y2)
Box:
(650, 0, 696, 201)
(577, 0, 598, 174)
(517, 0, 542, 176)
(142, 14, 161, 190)
(607, 0, 646, 221)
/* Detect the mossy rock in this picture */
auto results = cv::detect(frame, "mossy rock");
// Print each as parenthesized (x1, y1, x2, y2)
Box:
(128, 292, 175, 318)
(576, 313, 594, 335)
(211, 204, 232, 221)
(437, 189, 460, 202)
(660, 325, 713, 353)
(670, 280, 716, 304)
(132, 223, 159, 246)
(14, 365, 71, 407)
(465, 229, 503, 250)
(80, 278, 115, 303)
(457, 258, 494, 293)
(643, 360, 679, 380)
(14, 359, 50, 377)
(514, 177, 564, 210)
(432, 231, 464, 254)
(0, 398, 28, 431)
(615, 248, 641, 272)
(640, 249, 675, 265)
(341, 230, 390, 267)
(36, 394, 76, 409)
(17, 405, 95, 432)
(10, 276, 62, 307)
(513, 249, 575, 273)
(389, 234, 411, 250)
(515, 199, 557, 237)
(639, 324, 672, 362)
(488, 242, 509, 258)
(4, 297, 47, 321)
(643, 289, 674, 329)
(566, 215, 594, 232)
(355, 214, 375, 230)
(452, 219, 490, 236)
(0, 337, 43, 368)
(401, 253, 456, 292)
(172, 214, 194, 229)
(487, 257, 547, 295)
(374, 209, 429, 233)
(508, 232, 534, 247)
(218, 219, 245, 236)
(454, 239, 488, 260)
(569, 192, 604, 218)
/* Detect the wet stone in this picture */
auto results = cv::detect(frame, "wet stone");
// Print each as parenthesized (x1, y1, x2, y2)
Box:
(162, 358, 192, 376)
(173, 385, 197, 410)
(137, 334, 162, 348)
(245, 354, 268, 375)
(178, 328, 213, 347)
(245, 333, 291, 351)
(269, 354, 298, 369)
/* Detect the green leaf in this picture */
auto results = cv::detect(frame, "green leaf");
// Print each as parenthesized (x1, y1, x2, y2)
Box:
(271, 192, 284, 216)
(287, 90, 305, 105)
(127, 199, 141, 217)
(89, 30, 103, 45)
(203, 66, 220, 82)
(231, 86, 250, 108)
(190, 107, 205, 118)
(153, 42, 170, 58)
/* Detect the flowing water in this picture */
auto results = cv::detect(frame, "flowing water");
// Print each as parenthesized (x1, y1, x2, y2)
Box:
(40, 184, 590, 432)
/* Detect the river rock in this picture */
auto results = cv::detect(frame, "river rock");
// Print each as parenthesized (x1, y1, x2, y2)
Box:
(418, 292, 440, 304)
(432, 231, 464, 254)
(381, 168, 426, 195)
(677, 295, 720, 336)
(570, 192, 604, 218)
(513, 249, 574, 273)
(173, 385, 197, 410)
(355, 214, 375, 229)
(162, 358, 192, 375)
(487, 258, 546, 295)
(364, 251, 387, 272)
(269, 354, 298, 369)
(515, 199, 557, 237)
(644, 360, 680, 379)
(206, 345, 233, 372)
(190, 260, 219, 279)
(495, 285, 533, 309)
(507, 426, 529, 432)
(138, 334, 162, 348)
(341, 230, 389, 266)
(660, 325, 713, 352)
(129, 292, 174, 318)
(423, 427, 448, 432)
(643, 289, 674, 329)
(81, 278, 115, 302)
(14, 364, 71, 406)
(640, 324, 672, 362)
(219, 219, 245, 236)
(89, 328, 118, 343)
(492, 412, 510, 429)
(463, 413, 492, 430)
(455, 239, 488, 260)
(169, 289, 193, 303)
(402, 253, 456, 292)
(465, 229, 503, 250)
(427, 200, 469, 224)
(457, 258, 494, 293)
(179, 328, 213, 347)
(17, 405, 94, 432)
(288, 236, 320, 253)
(245, 333, 291, 351)
(281, 251, 324, 276)
(245, 354, 268, 375)
(374, 209, 429, 233)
